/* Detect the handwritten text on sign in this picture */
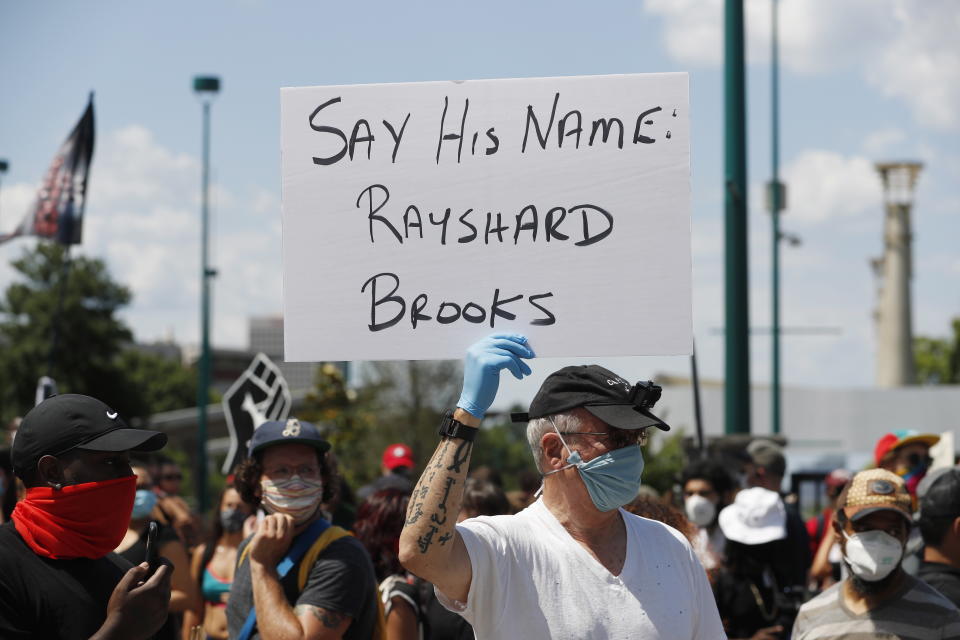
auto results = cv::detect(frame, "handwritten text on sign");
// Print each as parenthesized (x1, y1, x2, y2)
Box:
(281, 73, 691, 361)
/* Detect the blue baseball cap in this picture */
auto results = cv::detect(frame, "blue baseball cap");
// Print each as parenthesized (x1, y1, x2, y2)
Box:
(248, 418, 331, 457)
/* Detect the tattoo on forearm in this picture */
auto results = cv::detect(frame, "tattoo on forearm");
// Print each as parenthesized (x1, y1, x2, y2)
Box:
(417, 524, 439, 553)
(430, 476, 456, 525)
(405, 438, 470, 549)
(406, 502, 424, 525)
(294, 605, 347, 629)
(446, 439, 472, 474)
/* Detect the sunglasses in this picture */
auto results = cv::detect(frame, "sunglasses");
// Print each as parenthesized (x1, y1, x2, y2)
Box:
(559, 428, 649, 449)
(162, 473, 183, 482)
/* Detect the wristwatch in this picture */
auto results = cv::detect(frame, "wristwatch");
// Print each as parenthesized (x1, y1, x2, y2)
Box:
(438, 411, 479, 442)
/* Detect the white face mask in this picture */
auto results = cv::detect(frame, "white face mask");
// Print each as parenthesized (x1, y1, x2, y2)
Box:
(842, 530, 904, 581)
(684, 494, 717, 527)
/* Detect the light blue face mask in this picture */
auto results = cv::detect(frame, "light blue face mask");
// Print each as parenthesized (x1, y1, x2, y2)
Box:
(543, 421, 645, 512)
(132, 489, 158, 519)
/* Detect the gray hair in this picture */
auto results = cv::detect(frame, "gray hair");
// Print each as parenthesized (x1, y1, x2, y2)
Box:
(526, 411, 585, 472)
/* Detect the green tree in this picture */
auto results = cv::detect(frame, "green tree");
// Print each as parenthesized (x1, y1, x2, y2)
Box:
(914, 317, 960, 384)
(301, 360, 462, 489)
(0, 243, 135, 420)
(364, 359, 462, 470)
(640, 429, 687, 495)
(0, 243, 198, 422)
(468, 405, 538, 491)
(117, 349, 197, 415)
(300, 363, 388, 488)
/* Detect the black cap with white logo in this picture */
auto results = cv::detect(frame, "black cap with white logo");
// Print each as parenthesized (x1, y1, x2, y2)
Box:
(511, 365, 670, 431)
(12, 394, 167, 478)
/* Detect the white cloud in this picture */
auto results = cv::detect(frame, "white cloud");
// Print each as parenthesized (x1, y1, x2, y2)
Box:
(780, 150, 880, 223)
(0, 182, 37, 235)
(643, 0, 724, 67)
(0, 125, 281, 349)
(643, 0, 960, 130)
(643, 0, 891, 72)
(862, 128, 907, 156)
(868, 1, 960, 131)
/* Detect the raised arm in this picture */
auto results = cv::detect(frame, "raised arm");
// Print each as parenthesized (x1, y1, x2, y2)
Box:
(398, 334, 534, 603)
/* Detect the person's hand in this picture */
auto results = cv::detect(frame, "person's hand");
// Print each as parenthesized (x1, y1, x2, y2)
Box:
(749, 625, 784, 640)
(457, 333, 535, 418)
(100, 560, 172, 639)
(248, 513, 295, 568)
(242, 513, 259, 539)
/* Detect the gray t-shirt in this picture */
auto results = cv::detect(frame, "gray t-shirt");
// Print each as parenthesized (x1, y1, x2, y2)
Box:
(226, 534, 378, 640)
(792, 574, 960, 640)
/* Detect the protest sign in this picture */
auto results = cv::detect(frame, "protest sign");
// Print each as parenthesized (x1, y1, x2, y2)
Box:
(221, 353, 291, 473)
(281, 73, 691, 361)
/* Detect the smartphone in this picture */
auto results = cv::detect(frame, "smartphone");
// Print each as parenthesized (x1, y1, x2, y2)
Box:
(144, 521, 159, 572)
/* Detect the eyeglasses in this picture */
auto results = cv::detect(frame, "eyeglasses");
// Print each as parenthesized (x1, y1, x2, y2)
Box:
(559, 429, 649, 449)
(264, 464, 321, 480)
(162, 473, 183, 482)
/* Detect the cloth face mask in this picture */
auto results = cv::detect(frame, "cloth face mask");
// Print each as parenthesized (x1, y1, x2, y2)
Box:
(260, 475, 324, 525)
(842, 529, 904, 581)
(220, 507, 248, 533)
(544, 422, 645, 512)
(12, 475, 137, 559)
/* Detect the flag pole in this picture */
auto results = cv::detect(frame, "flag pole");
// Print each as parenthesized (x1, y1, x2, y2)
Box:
(45, 239, 73, 378)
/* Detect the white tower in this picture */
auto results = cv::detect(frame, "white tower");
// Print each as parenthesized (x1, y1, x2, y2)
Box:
(873, 161, 923, 387)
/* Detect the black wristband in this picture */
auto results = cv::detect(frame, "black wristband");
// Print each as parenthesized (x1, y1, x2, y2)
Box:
(438, 411, 479, 442)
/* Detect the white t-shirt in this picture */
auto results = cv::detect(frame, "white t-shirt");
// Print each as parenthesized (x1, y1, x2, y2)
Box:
(438, 499, 726, 640)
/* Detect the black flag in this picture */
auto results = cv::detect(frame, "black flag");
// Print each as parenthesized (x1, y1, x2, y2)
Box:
(1, 95, 95, 245)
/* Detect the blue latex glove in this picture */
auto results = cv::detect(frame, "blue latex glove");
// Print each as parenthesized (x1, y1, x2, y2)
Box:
(457, 333, 535, 419)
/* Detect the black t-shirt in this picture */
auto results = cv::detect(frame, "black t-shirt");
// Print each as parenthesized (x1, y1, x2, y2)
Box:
(919, 560, 960, 609)
(714, 569, 786, 639)
(0, 521, 175, 640)
(779, 501, 811, 589)
(226, 532, 379, 640)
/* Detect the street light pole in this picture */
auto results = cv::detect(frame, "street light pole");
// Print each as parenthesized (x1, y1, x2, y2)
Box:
(193, 75, 219, 513)
(724, 0, 750, 435)
(770, 0, 783, 435)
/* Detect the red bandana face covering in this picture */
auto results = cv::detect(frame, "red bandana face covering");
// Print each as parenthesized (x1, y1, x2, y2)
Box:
(12, 475, 136, 559)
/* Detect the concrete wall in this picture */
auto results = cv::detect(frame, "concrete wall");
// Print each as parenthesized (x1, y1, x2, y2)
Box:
(656, 383, 959, 472)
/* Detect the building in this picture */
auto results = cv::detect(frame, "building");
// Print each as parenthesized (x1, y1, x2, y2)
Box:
(249, 315, 319, 392)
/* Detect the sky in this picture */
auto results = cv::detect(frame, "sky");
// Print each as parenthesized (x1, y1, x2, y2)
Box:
(1, 0, 958, 405)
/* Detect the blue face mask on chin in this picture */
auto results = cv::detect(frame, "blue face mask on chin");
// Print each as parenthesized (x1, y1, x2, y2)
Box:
(543, 421, 645, 512)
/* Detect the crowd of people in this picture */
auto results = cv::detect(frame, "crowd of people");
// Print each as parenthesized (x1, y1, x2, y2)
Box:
(0, 333, 958, 639)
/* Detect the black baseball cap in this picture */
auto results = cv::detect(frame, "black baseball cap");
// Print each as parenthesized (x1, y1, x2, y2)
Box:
(248, 418, 331, 457)
(918, 467, 960, 519)
(511, 365, 669, 431)
(12, 394, 167, 478)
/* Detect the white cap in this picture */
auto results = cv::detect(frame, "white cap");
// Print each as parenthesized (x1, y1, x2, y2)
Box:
(718, 487, 787, 545)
